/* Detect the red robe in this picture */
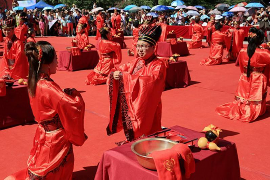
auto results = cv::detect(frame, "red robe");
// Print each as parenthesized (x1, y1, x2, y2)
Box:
(27, 37, 36, 43)
(188, 23, 204, 49)
(107, 56, 166, 141)
(96, 14, 104, 40)
(86, 39, 122, 85)
(216, 48, 270, 122)
(206, 22, 215, 45)
(158, 23, 167, 42)
(5, 74, 87, 179)
(111, 14, 121, 36)
(0, 37, 28, 79)
(201, 30, 225, 65)
(74, 33, 89, 50)
(76, 16, 90, 36)
(224, 28, 245, 62)
(14, 24, 28, 41)
(130, 27, 140, 56)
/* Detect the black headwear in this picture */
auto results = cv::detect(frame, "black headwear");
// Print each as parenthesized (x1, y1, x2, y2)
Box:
(138, 25, 162, 46)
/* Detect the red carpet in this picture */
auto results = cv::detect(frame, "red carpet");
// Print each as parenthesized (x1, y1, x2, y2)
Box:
(0, 37, 270, 180)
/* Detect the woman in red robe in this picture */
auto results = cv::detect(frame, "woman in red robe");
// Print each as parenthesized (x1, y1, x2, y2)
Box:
(206, 16, 215, 47)
(201, 23, 226, 65)
(157, 17, 167, 42)
(0, 18, 28, 80)
(224, 20, 245, 63)
(128, 20, 140, 56)
(107, 25, 166, 142)
(6, 41, 87, 179)
(216, 28, 270, 123)
(86, 27, 122, 85)
(188, 16, 204, 49)
(26, 29, 36, 43)
(72, 23, 89, 50)
(111, 9, 121, 36)
(95, 11, 104, 40)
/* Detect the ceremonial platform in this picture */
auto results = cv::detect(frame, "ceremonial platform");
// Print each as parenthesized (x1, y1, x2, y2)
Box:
(0, 36, 269, 180)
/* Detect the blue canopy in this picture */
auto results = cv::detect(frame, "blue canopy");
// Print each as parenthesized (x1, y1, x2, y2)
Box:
(154, 5, 169, 11)
(13, 6, 24, 11)
(228, 5, 235, 9)
(195, 5, 205, 9)
(54, 4, 66, 9)
(171, 0, 184, 6)
(108, 7, 120, 11)
(200, 14, 210, 20)
(167, 6, 175, 11)
(141, 6, 151, 10)
(146, 12, 158, 18)
(245, 3, 264, 8)
(27, 0, 53, 10)
(222, 12, 234, 17)
(124, 5, 137, 11)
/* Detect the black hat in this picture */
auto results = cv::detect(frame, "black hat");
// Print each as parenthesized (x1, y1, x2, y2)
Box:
(138, 25, 162, 46)
(2, 17, 16, 29)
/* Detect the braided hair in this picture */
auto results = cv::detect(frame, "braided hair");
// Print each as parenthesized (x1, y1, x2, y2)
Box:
(246, 27, 265, 77)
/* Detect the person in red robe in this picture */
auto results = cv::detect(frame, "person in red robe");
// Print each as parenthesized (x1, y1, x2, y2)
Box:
(76, 12, 90, 36)
(201, 22, 226, 65)
(95, 11, 104, 40)
(111, 9, 121, 36)
(128, 20, 140, 56)
(0, 18, 28, 80)
(5, 41, 87, 179)
(26, 29, 36, 43)
(72, 23, 89, 50)
(206, 16, 215, 47)
(188, 16, 204, 49)
(224, 20, 245, 63)
(86, 27, 122, 85)
(107, 25, 166, 142)
(14, 12, 28, 42)
(216, 28, 270, 123)
(157, 17, 167, 42)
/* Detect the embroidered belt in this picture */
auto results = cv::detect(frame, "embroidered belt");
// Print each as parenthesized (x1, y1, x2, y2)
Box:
(235, 92, 267, 105)
(40, 114, 63, 132)
(243, 66, 265, 74)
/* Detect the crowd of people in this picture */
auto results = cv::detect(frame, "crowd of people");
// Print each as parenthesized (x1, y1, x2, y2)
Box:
(2, 2, 270, 180)
(0, 3, 270, 38)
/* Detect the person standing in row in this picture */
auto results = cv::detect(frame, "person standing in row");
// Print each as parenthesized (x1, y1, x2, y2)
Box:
(107, 25, 166, 142)
(86, 27, 122, 85)
(5, 41, 87, 179)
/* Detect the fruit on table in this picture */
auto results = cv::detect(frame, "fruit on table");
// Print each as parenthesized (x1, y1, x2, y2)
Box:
(18, 79, 24, 84)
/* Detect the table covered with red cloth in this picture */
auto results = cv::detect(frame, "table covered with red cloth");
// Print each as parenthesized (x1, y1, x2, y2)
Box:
(58, 50, 99, 71)
(156, 42, 189, 57)
(112, 37, 125, 49)
(165, 60, 191, 89)
(94, 126, 240, 180)
(0, 82, 34, 129)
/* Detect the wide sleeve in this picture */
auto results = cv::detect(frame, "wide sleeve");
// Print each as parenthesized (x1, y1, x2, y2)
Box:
(47, 81, 87, 146)
(111, 42, 122, 65)
(238, 49, 246, 73)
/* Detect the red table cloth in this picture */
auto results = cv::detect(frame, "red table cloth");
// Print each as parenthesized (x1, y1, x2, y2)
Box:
(166, 25, 250, 39)
(0, 82, 34, 129)
(156, 42, 190, 57)
(166, 60, 191, 89)
(58, 50, 99, 71)
(112, 37, 125, 49)
(94, 126, 240, 180)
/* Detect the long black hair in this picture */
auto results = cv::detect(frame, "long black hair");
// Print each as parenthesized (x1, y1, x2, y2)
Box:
(25, 41, 56, 97)
(246, 27, 265, 77)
